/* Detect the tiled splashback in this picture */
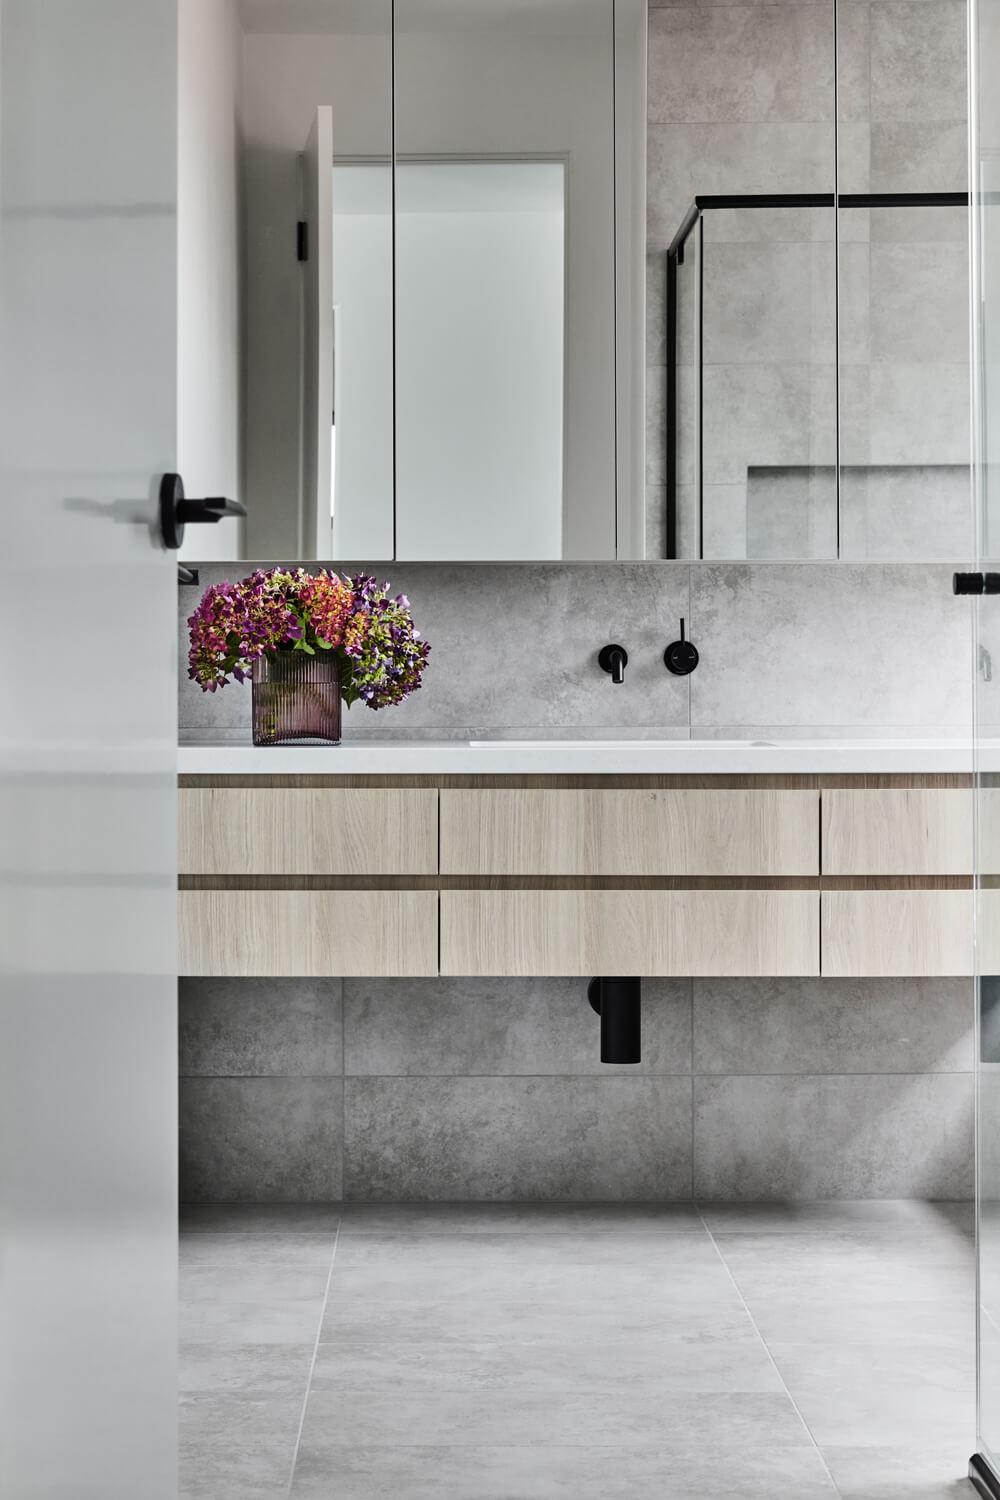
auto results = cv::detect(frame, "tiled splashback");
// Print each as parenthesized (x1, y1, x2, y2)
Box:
(179, 562, 973, 742)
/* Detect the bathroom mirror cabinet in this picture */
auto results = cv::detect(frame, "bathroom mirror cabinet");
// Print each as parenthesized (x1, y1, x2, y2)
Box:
(182, 0, 970, 563)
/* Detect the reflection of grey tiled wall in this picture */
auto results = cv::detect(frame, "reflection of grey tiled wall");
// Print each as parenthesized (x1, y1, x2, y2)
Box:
(179, 975, 973, 1201)
(179, 561, 973, 740)
(648, 0, 971, 560)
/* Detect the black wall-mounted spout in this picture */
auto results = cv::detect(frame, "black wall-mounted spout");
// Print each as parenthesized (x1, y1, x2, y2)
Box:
(588, 977, 641, 1064)
(598, 644, 628, 684)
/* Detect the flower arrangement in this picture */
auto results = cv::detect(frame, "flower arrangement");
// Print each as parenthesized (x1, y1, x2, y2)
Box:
(187, 568, 430, 709)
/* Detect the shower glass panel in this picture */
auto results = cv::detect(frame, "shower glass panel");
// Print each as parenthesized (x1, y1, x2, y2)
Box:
(666, 193, 969, 560)
(974, 0, 1000, 1484)
(838, 200, 971, 560)
(667, 195, 837, 560)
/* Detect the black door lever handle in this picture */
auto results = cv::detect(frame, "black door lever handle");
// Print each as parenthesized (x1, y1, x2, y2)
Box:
(160, 473, 247, 550)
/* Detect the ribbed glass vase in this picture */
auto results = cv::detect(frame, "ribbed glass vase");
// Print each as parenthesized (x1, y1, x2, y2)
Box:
(251, 650, 341, 746)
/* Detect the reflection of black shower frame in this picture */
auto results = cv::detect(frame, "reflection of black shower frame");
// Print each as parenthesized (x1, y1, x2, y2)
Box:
(664, 191, 970, 559)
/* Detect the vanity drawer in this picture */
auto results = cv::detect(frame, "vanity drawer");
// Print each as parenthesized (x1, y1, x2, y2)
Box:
(821, 790, 973, 876)
(821, 890, 973, 976)
(179, 890, 438, 976)
(440, 890, 820, 977)
(439, 789, 819, 876)
(179, 788, 438, 876)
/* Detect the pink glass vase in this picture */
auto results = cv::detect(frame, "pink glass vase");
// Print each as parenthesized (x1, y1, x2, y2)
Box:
(251, 650, 341, 746)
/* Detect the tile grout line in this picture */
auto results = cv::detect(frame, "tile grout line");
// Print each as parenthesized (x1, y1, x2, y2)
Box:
(285, 1223, 341, 1498)
(695, 1205, 844, 1499)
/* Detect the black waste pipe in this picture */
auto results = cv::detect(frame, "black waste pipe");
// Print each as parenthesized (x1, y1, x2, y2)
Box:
(588, 977, 641, 1064)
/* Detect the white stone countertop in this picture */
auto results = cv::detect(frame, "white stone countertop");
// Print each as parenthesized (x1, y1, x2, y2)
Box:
(178, 738, 978, 776)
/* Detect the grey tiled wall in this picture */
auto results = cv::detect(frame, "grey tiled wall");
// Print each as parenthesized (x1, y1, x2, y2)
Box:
(179, 976, 973, 1203)
(179, 561, 973, 741)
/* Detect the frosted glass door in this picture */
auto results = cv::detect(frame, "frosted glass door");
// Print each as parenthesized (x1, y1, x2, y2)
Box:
(0, 2, 179, 1495)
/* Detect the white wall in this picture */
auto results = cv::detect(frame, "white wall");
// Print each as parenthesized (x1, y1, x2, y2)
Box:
(177, 0, 243, 561)
(330, 164, 394, 559)
(241, 14, 393, 557)
(395, 164, 565, 560)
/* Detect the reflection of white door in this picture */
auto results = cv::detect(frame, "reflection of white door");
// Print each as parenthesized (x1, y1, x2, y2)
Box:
(302, 107, 334, 560)
(0, 1, 179, 1494)
(394, 160, 566, 561)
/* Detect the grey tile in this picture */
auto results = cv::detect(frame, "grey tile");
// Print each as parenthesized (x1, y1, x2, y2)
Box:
(180, 1394, 300, 1499)
(839, 465, 973, 562)
(179, 1341, 315, 1397)
(701, 239, 835, 365)
(181, 1263, 331, 1302)
(745, 468, 838, 560)
(293, 1386, 814, 1451)
(701, 365, 835, 487)
(320, 1249, 740, 1324)
(647, 4, 834, 125)
(180, 1299, 326, 1346)
(180, 1204, 342, 1234)
(336, 1202, 704, 1235)
(644, 484, 668, 559)
(869, 241, 969, 365)
(646, 250, 667, 364)
(869, 1, 967, 125)
(714, 1231, 974, 1304)
(645, 364, 666, 486)
(647, 123, 834, 248)
(179, 1232, 337, 1268)
(289, 1442, 838, 1498)
(343, 1076, 693, 1201)
(693, 1074, 974, 1199)
(180, 1077, 344, 1202)
(330, 1229, 719, 1270)
(870, 121, 969, 193)
(688, 563, 973, 731)
(842, 362, 970, 468)
(700, 1199, 974, 1237)
(742, 1294, 975, 1350)
(179, 977, 343, 1078)
(343, 977, 692, 1077)
(702, 484, 749, 560)
(693, 977, 974, 1075)
(764, 1340, 974, 1447)
(836, 1, 871, 125)
(819, 1445, 972, 1500)
(311, 1289, 782, 1393)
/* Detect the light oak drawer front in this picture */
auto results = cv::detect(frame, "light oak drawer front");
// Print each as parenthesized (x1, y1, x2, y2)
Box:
(440, 890, 820, 977)
(179, 890, 438, 976)
(822, 790, 972, 875)
(179, 788, 438, 875)
(440, 789, 819, 876)
(822, 890, 973, 977)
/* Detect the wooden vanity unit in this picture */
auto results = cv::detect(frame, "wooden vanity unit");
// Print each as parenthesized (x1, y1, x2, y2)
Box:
(178, 765, 978, 979)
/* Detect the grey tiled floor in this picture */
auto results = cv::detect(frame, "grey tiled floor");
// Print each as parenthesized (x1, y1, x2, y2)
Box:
(179, 1201, 975, 1499)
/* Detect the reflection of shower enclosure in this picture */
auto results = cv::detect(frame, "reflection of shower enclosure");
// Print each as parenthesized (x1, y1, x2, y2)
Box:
(665, 192, 970, 560)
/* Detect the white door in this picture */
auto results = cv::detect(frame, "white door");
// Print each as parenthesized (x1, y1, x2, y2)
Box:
(0, 2, 180, 1495)
(303, 106, 334, 560)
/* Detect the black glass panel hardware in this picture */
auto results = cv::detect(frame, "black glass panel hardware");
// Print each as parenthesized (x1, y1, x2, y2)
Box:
(953, 572, 1000, 594)
(970, 1454, 1000, 1499)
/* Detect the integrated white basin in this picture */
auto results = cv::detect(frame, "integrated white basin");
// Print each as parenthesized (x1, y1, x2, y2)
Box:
(178, 737, 975, 776)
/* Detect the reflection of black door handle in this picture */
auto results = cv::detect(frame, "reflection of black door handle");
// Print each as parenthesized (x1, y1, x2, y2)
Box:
(159, 472, 247, 549)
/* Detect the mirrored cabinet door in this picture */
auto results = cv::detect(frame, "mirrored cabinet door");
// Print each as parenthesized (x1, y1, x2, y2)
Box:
(179, 0, 970, 563)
